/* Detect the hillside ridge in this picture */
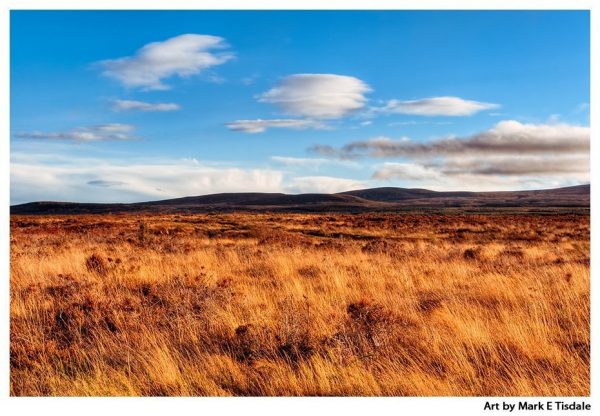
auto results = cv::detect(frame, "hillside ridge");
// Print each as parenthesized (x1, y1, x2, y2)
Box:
(10, 184, 590, 215)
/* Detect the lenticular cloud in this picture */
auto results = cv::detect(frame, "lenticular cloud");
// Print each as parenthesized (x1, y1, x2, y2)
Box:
(258, 74, 371, 119)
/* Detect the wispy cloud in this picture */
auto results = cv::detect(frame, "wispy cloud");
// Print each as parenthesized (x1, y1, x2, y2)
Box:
(112, 99, 181, 112)
(387, 120, 453, 126)
(270, 156, 360, 169)
(575, 102, 590, 113)
(87, 180, 127, 187)
(98, 34, 234, 90)
(258, 74, 371, 119)
(14, 124, 138, 142)
(226, 119, 327, 133)
(374, 96, 499, 116)
(241, 74, 259, 85)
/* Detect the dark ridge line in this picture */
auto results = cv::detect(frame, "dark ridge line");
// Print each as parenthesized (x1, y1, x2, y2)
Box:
(10, 184, 590, 215)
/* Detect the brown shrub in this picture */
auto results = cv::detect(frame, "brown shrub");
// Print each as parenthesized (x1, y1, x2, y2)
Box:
(417, 291, 445, 314)
(297, 265, 321, 279)
(245, 263, 276, 280)
(463, 247, 481, 260)
(258, 231, 307, 247)
(500, 247, 525, 258)
(340, 300, 398, 354)
(347, 300, 390, 325)
(273, 297, 317, 364)
(277, 334, 315, 364)
(316, 239, 347, 251)
(362, 239, 393, 254)
(85, 254, 108, 276)
(228, 324, 276, 363)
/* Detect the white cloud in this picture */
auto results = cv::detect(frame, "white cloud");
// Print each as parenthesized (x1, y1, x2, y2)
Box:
(14, 124, 137, 142)
(371, 170, 569, 192)
(376, 96, 499, 116)
(310, 119, 589, 191)
(372, 162, 441, 181)
(10, 154, 368, 204)
(438, 155, 589, 177)
(93, 124, 134, 133)
(226, 119, 327, 133)
(10, 156, 285, 204)
(284, 176, 365, 194)
(271, 156, 330, 168)
(112, 99, 181, 112)
(258, 74, 371, 119)
(370, 161, 588, 192)
(98, 34, 234, 90)
(372, 156, 589, 181)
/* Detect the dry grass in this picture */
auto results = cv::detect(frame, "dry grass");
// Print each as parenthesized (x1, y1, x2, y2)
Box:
(10, 213, 590, 396)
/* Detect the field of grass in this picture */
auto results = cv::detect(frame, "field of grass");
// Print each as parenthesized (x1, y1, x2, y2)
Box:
(10, 213, 590, 396)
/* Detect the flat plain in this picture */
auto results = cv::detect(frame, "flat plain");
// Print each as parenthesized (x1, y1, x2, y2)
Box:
(10, 212, 590, 396)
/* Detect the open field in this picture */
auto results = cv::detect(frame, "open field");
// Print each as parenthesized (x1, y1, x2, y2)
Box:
(10, 213, 590, 396)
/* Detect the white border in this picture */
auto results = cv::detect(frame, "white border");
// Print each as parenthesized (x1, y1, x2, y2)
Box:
(1, 2, 595, 415)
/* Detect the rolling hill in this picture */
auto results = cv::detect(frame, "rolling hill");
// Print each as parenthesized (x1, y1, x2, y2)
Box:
(10, 184, 590, 215)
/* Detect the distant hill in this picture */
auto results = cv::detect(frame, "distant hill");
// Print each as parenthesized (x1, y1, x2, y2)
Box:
(10, 184, 590, 215)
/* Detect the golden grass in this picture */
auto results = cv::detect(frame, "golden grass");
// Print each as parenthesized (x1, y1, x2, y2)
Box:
(10, 213, 589, 396)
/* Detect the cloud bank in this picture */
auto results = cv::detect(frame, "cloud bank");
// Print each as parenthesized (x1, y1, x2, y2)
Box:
(11, 157, 283, 204)
(10, 155, 366, 204)
(311, 121, 589, 158)
(369, 161, 585, 192)
(310, 120, 589, 190)
(373, 156, 589, 180)
(99, 34, 234, 90)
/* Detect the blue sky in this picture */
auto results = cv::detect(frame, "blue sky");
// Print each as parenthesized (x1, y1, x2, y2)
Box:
(10, 10, 590, 204)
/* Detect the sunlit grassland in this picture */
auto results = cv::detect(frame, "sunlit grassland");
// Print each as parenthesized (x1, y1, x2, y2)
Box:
(10, 213, 590, 396)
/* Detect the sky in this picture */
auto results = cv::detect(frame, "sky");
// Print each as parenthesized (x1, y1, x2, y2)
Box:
(10, 10, 590, 204)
